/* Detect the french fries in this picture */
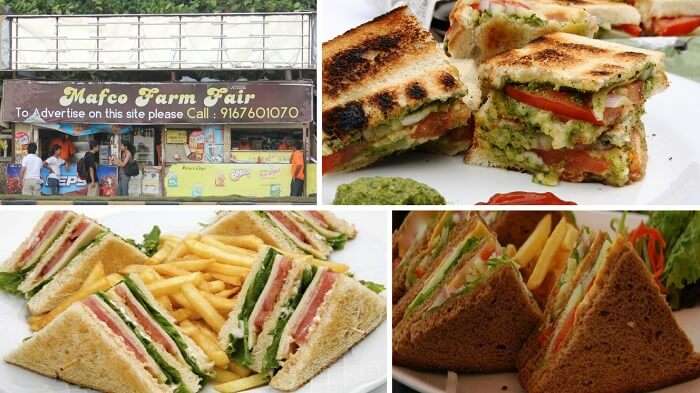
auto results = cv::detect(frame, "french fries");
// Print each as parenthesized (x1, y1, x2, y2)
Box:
(514, 214, 552, 268)
(528, 218, 568, 289)
(214, 373, 270, 393)
(182, 320, 229, 367)
(182, 283, 226, 331)
(186, 239, 254, 267)
(214, 368, 242, 384)
(208, 234, 264, 251)
(201, 236, 257, 257)
(147, 272, 202, 297)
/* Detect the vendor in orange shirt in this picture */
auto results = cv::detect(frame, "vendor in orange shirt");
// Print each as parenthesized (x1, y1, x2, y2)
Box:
(48, 135, 76, 162)
(290, 141, 304, 197)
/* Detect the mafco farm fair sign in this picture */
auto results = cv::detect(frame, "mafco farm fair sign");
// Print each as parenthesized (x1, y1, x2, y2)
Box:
(0, 80, 313, 125)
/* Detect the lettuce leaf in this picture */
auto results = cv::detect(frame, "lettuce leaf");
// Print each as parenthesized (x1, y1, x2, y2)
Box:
(0, 271, 25, 295)
(359, 280, 385, 294)
(664, 213, 700, 291)
(123, 276, 212, 381)
(648, 211, 694, 257)
(327, 234, 347, 250)
(227, 248, 277, 366)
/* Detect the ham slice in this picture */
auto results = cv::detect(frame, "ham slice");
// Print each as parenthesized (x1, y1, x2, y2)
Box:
(40, 220, 91, 277)
(269, 212, 309, 244)
(254, 257, 292, 331)
(308, 212, 330, 229)
(292, 270, 337, 345)
(83, 297, 162, 379)
(18, 211, 67, 266)
(114, 284, 179, 357)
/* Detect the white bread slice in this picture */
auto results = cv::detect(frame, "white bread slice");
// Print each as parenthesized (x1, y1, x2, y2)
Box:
(5, 302, 173, 393)
(204, 212, 304, 256)
(318, 212, 357, 239)
(249, 259, 307, 372)
(637, 0, 700, 19)
(2, 211, 76, 272)
(566, 0, 641, 26)
(270, 274, 386, 391)
(27, 234, 147, 315)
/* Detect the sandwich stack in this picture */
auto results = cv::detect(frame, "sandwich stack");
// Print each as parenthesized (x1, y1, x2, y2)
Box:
(219, 246, 386, 391)
(392, 214, 542, 372)
(519, 233, 700, 393)
(6, 274, 214, 393)
(467, 32, 668, 186)
(1, 211, 148, 315)
(321, 6, 474, 173)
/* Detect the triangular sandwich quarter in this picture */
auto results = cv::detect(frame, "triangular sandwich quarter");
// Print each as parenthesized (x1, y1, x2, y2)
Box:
(393, 216, 542, 372)
(518, 235, 700, 393)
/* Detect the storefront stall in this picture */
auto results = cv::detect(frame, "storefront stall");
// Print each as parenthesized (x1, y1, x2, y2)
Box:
(0, 79, 314, 199)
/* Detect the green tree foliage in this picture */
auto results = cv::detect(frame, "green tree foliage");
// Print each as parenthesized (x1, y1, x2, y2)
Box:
(0, 0, 316, 14)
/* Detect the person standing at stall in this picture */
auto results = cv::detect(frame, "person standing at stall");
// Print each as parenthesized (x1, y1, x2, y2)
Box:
(44, 144, 65, 195)
(48, 134, 75, 162)
(112, 141, 136, 197)
(290, 141, 305, 197)
(20, 142, 42, 196)
(83, 140, 99, 197)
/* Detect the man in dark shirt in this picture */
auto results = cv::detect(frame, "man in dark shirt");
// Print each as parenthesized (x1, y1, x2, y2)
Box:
(84, 140, 99, 197)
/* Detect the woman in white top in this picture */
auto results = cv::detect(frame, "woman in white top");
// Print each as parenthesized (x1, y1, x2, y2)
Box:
(44, 144, 65, 195)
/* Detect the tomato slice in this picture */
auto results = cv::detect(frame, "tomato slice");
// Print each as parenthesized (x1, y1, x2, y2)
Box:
(535, 149, 609, 175)
(613, 24, 642, 37)
(653, 16, 700, 36)
(322, 143, 364, 174)
(480, 243, 497, 261)
(411, 111, 452, 139)
(478, 192, 576, 205)
(552, 310, 576, 353)
(504, 86, 602, 125)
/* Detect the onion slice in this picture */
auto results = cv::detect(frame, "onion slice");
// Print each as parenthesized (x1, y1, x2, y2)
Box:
(605, 94, 626, 108)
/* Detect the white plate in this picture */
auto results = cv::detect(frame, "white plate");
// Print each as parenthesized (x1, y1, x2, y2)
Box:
(393, 211, 700, 393)
(0, 208, 389, 393)
(320, 0, 700, 205)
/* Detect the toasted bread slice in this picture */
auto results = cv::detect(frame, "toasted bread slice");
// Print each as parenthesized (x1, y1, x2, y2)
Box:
(563, 0, 641, 26)
(480, 32, 666, 92)
(27, 234, 148, 315)
(637, 0, 700, 34)
(323, 6, 466, 135)
(393, 262, 542, 372)
(5, 302, 173, 393)
(446, 0, 598, 61)
(520, 238, 700, 393)
(270, 274, 386, 391)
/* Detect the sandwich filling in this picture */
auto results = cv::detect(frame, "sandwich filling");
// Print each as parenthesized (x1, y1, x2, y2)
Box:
(446, 0, 597, 59)
(20, 220, 104, 295)
(296, 212, 347, 250)
(248, 256, 293, 349)
(404, 226, 487, 318)
(404, 212, 470, 289)
(121, 276, 212, 381)
(323, 98, 471, 173)
(277, 269, 338, 361)
(15, 211, 72, 271)
(473, 63, 664, 186)
(262, 212, 330, 258)
(227, 248, 277, 365)
(537, 238, 610, 360)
